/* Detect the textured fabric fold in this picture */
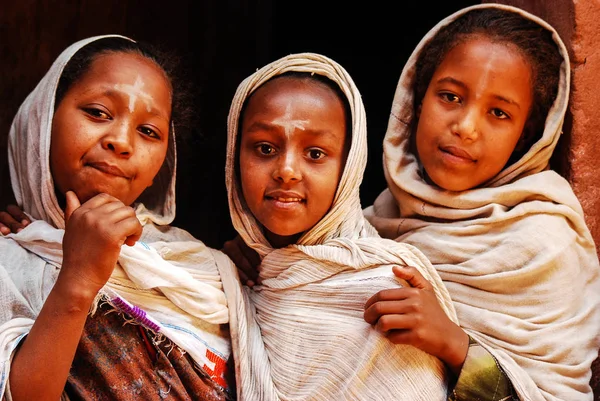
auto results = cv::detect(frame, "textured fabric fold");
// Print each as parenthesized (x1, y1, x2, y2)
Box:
(219, 52, 459, 400)
(363, 4, 600, 400)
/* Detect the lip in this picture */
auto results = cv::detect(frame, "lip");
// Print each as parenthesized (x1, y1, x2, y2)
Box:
(439, 145, 476, 162)
(87, 161, 130, 178)
(265, 190, 305, 203)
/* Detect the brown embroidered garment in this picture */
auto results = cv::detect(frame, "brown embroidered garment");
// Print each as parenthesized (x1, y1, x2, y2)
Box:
(65, 302, 235, 401)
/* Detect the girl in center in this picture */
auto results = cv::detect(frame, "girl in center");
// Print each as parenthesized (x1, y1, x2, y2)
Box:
(217, 54, 458, 400)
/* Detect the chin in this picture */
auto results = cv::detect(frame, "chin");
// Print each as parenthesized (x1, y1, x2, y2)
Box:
(264, 227, 304, 247)
(429, 175, 470, 192)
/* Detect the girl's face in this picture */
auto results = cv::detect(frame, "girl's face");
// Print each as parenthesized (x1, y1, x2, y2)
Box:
(50, 52, 171, 206)
(239, 77, 348, 248)
(415, 35, 533, 191)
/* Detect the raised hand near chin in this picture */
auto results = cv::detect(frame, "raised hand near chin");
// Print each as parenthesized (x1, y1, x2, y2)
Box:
(56, 191, 143, 299)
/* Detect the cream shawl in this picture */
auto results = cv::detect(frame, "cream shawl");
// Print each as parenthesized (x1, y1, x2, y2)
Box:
(218, 53, 459, 400)
(0, 35, 233, 398)
(363, 4, 600, 401)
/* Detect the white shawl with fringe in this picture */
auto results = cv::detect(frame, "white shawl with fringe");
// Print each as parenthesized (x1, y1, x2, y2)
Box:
(363, 4, 600, 401)
(0, 35, 233, 399)
(218, 53, 459, 401)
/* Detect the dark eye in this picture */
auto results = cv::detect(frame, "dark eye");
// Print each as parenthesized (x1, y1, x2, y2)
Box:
(84, 107, 111, 119)
(490, 108, 509, 119)
(257, 143, 275, 155)
(307, 148, 325, 160)
(139, 126, 160, 139)
(440, 92, 460, 103)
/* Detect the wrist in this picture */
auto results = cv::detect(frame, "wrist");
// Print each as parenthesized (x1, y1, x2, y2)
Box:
(441, 324, 469, 375)
(52, 274, 100, 312)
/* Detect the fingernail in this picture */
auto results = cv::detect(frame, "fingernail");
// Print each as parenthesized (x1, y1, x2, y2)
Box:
(21, 220, 29, 226)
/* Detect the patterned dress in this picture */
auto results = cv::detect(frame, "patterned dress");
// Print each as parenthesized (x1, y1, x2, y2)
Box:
(65, 302, 235, 401)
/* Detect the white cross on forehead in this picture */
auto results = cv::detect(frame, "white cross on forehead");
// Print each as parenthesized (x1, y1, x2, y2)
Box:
(271, 103, 309, 136)
(114, 76, 154, 113)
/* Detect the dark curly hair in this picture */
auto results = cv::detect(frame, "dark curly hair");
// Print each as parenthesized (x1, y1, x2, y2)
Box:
(413, 7, 563, 162)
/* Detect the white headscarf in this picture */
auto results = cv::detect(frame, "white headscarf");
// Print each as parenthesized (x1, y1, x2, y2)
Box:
(218, 53, 458, 400)
(1, 35, 233, 397)
(8, 35, 177, 228)
(364, 4, 600, 400)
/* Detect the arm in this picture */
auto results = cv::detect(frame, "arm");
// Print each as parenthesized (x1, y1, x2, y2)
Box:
(9, 277, 96, 401)
(364, 265, 469, 375)
(449, 336, 519, 401)
(9, 192, 142, 401)
(364, 266, 519, 398)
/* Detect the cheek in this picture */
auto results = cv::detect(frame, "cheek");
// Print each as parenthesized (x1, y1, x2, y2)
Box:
(414, 123, 432, 160)
(313, 165, 342, 209)
(140, 144, 169, 186)
(239, 162, 263, 205)
(487, 132, 521, 161)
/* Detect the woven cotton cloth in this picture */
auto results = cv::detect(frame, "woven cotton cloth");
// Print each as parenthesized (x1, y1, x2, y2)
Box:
(218, 52, 459, 401)
(363, 4, 600, 400)
(0, 35, 233, 398)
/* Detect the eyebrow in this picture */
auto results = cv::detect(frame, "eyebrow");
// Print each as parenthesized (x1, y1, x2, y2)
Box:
(80, 87, 170, 122)
(436, 76, 521, 109)
(245, 121, 332, 137)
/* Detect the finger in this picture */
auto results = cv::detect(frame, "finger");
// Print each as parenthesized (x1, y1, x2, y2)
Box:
(94, 201, 137, 223)
(95, 205, 140, 247)
(0, 223, 11, 235)
(76, 193, 121, 213)
(124, 221, 143, 247)
(111, 215, 142, 247)
(392, 265, 433, 291)
(385, 329, 412, 345)
(376, 314, 417, 333)
(364, 287, 407, 310)
(6, 204, 30, 226)
(0, 211, 23, 234)
(64, 191, 82, 223)
(364, 291, 408, 324)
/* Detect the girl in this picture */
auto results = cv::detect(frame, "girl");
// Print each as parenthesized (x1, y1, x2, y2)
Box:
(217, 53, 458, 400)
(363, 4, 600, 400)
(0, 35, 235, 400)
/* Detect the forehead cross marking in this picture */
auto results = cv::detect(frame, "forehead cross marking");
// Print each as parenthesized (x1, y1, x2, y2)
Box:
(114, 76, 154, 113)
(271, 103, 309, 136)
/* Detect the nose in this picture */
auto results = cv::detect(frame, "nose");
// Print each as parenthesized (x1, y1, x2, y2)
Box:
(273, 150, 302, 183)
(101, 122, 134, 156)
(452, 106, 480, 142)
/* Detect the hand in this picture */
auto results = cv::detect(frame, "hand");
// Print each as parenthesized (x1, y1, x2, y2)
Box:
(0, 204, 31, 235)
(56, 191, 143, 299)
(364, 265, 469, 374)
(222, 234, 260, 287)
